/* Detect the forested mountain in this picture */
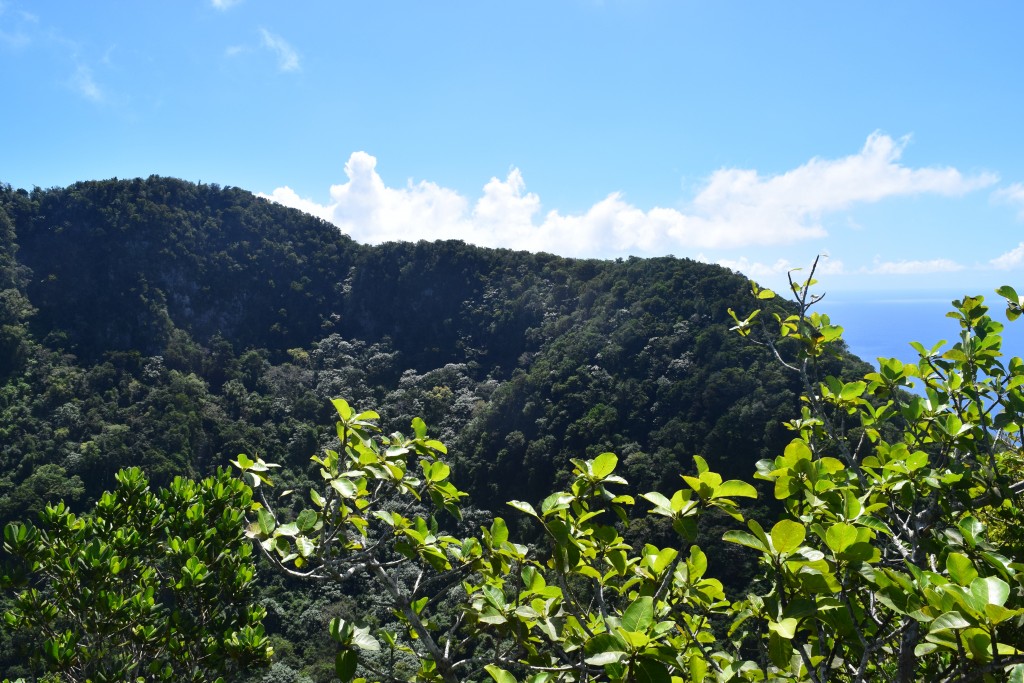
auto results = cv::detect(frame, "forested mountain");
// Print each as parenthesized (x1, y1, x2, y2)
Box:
(0, 176, 868, 511)
(0, 177, 868, 680)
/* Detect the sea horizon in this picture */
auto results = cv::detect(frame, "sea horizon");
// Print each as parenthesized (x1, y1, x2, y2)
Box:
(817, 289, 1024, 369)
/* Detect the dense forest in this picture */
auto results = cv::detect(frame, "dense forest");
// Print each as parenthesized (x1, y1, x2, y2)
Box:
(0, 177, 870, 680)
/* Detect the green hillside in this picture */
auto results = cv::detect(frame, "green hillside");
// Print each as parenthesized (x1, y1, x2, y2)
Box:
(0, 177, 869, 513)
(0, 177, 869, 680)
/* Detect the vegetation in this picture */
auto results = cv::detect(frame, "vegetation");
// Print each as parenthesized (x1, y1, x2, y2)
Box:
(3, 176, 1019, 681)
(1, 467, 271, 682)
(0, 177, 827, 520)
(0, 176, 823, 679)
(229, 268, 1024, 682)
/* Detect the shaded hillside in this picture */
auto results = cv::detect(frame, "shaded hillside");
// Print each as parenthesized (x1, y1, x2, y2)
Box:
(0, 178, 867, 521)
(4, 178, 359, 359)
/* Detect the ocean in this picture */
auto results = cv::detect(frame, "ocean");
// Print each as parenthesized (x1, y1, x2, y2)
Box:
(823, 290, 1024, 369)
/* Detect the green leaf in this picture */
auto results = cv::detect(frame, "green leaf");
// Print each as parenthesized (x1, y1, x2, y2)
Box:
(843, 490, 863, 519)
(633, 657, 672, 683)
(585, 632, 628, 658)
(768, 617, 799, 640)
(641, 491, 672, 513)
(771, 520, 806, 554)
(688, 545, 708, 579)
(985, 603, 1020, 624)
(257, 509, 276, 536)
(335, 650, 358, 682)
(295, 535, 315, 558)
(330, 616, 352, 643)
(275, 522, 299, 537)
(650, 546, 678, 574)
(712, 480, 758, 499)
(585, 650, 627, 666)
(825, 522, 858, 553)
(620, 595, 654, 632)
(963, 628, 992, 663)
(774, 474, 800, 500)
(839, 381, 866, 401)
(296, 509, 318, 532)
(332, 398, 354, 421)
(723, 530, 768, 553)
(997, 285, 1019, 301)
(507, 500, 539, 519)
(427, 461, 450, 482)
(591, 452, 618, 479)
(768, 631, 793, 668)
(484, 665, 517, 683)
(970, 576, 1010, 608)
(783, 439, 812, 464)
(946, 552, 978, 586)
(490, 517, 508, 545)
(930, 611, 970, 632)
(330, 477, 357, 499)
(351, 625, 380, 651)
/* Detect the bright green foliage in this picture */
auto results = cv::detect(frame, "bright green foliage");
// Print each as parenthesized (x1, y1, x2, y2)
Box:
(1, 467, 272, 682)
(235, 399, 473, 682)
(236, 400, 760, 682)
(239, 267, 1024, 683)
(726, 262, 1024, 681)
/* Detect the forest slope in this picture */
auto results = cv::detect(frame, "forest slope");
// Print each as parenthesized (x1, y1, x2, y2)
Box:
(0, 177, 866, 519)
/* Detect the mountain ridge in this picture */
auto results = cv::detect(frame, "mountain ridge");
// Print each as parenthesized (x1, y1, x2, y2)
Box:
(0, 175, 866, 515)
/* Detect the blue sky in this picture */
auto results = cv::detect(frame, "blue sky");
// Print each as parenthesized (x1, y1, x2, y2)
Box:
(2, 1, 1023, 296)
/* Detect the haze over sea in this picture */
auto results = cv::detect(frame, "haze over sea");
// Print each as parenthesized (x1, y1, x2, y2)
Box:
(827, 290, 1024, 369)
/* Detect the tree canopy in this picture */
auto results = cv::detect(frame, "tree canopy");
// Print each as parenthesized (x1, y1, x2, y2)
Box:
(2, 467, 271, 682)
(225, 272, 1024, 682)
(3, 176, 1018, 681)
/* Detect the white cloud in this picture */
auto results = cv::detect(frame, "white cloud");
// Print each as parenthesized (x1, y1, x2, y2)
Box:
(711, 255, 844, 279)
(993, 183, 1024, 219)
(259, 28, 299, 72)
(869, 258, 964, 275)
(211, 0, 243, 10)
(991, 243, 1024, 270)
(0, 2, 34, 49)
(713, 257, 795, 278)
(69, 64, 102, 101)
(688, 132, 995, 247)
(261, 135, 996, 258)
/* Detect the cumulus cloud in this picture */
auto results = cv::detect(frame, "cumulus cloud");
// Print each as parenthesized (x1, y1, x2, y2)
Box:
(712, 256, 845, 279)
(713, 257, 797, 278)
(259, 28, 299, 72)
(991, 243, 1024, 270)
(261, 134, 996, 258)
(869, 258, 964, 275)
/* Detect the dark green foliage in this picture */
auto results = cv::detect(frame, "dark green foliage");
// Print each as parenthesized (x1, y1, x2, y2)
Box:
(0, 177, 846, 513)
(0, 177, 868, 678)
(2, 467, 271, 682)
